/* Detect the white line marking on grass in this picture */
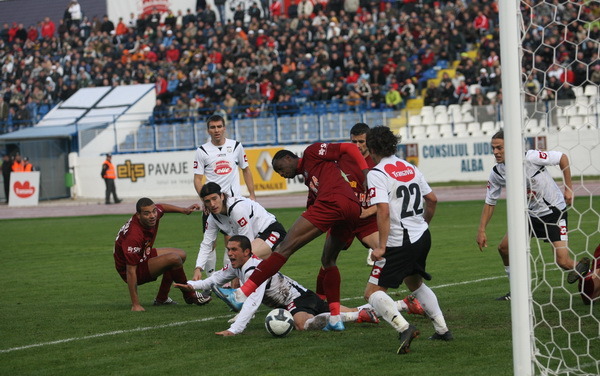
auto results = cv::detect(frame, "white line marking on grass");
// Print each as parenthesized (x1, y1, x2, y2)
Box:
(0, 275, 507, 354)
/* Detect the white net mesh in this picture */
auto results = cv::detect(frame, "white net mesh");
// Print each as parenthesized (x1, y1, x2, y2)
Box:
(519, 1, 600, 374)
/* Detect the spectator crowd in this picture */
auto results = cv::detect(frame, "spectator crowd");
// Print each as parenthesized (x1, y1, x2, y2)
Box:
(0, 0, 598, 132)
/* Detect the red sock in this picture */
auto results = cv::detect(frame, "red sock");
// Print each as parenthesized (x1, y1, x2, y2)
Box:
(323, 266, 341, 315)
(316, 267, 326, 300)
(240, 252, 287, 296)
(156, 270, 174, 302)
(169, 266, 195, 300)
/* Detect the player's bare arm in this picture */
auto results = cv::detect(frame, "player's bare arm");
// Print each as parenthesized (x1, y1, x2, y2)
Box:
(423, 191, 437, 224)
(242, 166, 256, 200)
(126, 264, 144, 311)
(373, 202, 390, 261)
(360, 205, 377, 219)
(215, 330, 235, 336)
(559, 154, 573, 205)
(173, 283, 194, 292)
(476, 204, 496, 251)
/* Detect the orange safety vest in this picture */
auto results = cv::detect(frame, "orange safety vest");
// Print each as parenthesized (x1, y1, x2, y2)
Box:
(24, 162, 33, 171)
(12, 161, 25, 172)
(103, 160, 116, 179)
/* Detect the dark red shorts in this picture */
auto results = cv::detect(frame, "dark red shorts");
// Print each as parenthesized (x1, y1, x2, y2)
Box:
(332, 214, 379, 250)
(118, 248, 159, 285)
(301, 197, 360, 238)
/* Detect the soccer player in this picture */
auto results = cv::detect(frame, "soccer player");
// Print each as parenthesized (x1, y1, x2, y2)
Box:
(195, 182, 287, 277)
(176, 236, 381, 335)
(113, 198, 210, 311)
(213, 141, 369, 331)
(366, 126, 452, 354)
(476, 131, 588, 300)
(578, 244, 598, 305)
(193, 114, 255, 280)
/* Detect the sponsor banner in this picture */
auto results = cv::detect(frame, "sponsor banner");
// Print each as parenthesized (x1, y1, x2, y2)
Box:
(245, 148, 287, 193)
(9, 172, 40, 207)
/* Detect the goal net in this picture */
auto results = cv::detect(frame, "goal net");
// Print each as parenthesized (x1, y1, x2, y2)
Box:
(510, 1, 600, 375)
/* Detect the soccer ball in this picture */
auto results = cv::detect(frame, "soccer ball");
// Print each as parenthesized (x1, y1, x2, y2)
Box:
(264, 308, 295, 337)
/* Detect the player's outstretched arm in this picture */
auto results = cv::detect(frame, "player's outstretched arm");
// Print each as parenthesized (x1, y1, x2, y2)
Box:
(476, 204, 496, 251)
(372, 202, 390, 261)
(159, 203, 201, 214)
(559, 154, 573, 205)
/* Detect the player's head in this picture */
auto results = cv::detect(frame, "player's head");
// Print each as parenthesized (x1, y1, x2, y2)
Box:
(136, 197, 158, 228)
(206, 114, 226, 145)
(272, 149, 299, 179)
(491, 130, 505, 164)
(350, 123, 370, 157)
(366, 126, 399, 159)
(200, 182, 227, 214)
(227, 235, 252, 268)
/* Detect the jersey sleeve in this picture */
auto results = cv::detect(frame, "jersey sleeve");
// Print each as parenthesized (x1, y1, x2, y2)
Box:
(525, 150, 563, 167)
(237, 143, 249, 170)
(485, 169, 503, 206)
(187, 266, 237, 291)
(195, 216, 218, 270)
(227, 272, 267, 334)
(367, 169, 389, 205)
(193, 147, 205, 175)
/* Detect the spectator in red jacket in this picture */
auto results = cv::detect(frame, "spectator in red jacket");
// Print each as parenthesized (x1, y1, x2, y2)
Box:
(41, 17, 56, 39)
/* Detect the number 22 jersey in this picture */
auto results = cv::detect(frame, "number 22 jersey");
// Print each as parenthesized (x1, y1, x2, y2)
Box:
(368, 156, 432, 247)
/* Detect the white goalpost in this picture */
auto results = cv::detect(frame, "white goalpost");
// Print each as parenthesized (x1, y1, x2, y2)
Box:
(499, 1, 600, 375)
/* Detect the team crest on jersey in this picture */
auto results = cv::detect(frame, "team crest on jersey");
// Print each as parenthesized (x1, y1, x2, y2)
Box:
(370, 265, 382, 279)
(237, 217, 248, 227)
(227, 146, 233, 153)
(215, 160, 232, 175)
(318, 143, 327, 155)
(368, 187, 376, 199)
(193, 161, 198, 169)
(385, 161, 415, 182)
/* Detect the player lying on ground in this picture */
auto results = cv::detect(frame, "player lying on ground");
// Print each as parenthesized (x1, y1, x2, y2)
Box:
(175, 236, 426, 335)
(113, 197, 210, 311)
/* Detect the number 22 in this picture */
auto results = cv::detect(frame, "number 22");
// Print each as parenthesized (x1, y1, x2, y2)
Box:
(396, 183, 423, 218)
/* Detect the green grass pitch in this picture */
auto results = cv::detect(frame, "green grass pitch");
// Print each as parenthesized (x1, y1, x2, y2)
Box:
(0, 198, 598, 376)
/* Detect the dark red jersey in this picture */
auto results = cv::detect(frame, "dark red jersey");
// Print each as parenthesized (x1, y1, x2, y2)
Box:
(113, 204, 165, 275)
(337, 149, 376, 207)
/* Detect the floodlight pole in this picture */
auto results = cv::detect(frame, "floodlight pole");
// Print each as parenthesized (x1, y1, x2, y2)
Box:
(498, 1, 534, 375)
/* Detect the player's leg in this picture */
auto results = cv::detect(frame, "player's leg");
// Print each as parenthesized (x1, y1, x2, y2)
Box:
(240, 216, 323, 296)
(320, 233, 346, 330)
(104, 179, 111, 204)
(494, 233, 511, 300)
(404, 274, 452, 340)
(250, 238, 272, 259)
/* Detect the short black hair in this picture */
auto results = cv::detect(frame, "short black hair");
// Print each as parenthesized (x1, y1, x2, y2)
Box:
(272, 149, 297, 162)
(350, 123, 370, 136)
(366, 126, 399, 158)
(229, 235, 252, 252)
(206, 114, 225, 129)
(136, 197, 154, 213)
(491, 130, 504, 140)
(200, 182, 222, 198)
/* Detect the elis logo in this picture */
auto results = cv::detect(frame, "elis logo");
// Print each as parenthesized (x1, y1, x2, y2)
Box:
(13, 181, 35, 198)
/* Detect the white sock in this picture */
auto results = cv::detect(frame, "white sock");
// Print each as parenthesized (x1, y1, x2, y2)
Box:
(368, 290, 409, 332)
(357, 303, 371, 310)
(329, 314, 342, 325)
(396, 299, 408, 312)
(412, 284, 448, 334)
(505, 265, 510, 279)
(341, 311, 359, 322)
(304, 313, 329, 330)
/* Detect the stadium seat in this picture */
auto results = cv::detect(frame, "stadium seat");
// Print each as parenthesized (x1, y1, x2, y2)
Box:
(411, 125, 426, 139)
(434, 112, 449, 125)
(451, 111, 463, 123)
(584, 84, 599, 97)
(572, 86, 584, 97)
(420, 106, 434, 117)
(408, 115, 422, 127)
(438, 124, 453, 138)
(467, 122, 481, 135)
(481, 121, 496, 135)
(461, 112, 475, 123)
(434, 105, 447, 115)
(425, 124, 440, 138)
(461, 102, 473, 113)
(422, 112, 435, 126)
(453, 122, 467, 136)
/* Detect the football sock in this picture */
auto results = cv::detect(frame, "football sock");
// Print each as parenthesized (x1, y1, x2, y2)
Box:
(368, 290, 409, 332)
(322, 266, 341, 315)
(357, 303, 371, 311)
(304, 313, 329, 330)
(396, 299, 409, 312)
(316, 267, 326, 299)
(412, 283, 448, 334)
(240, 252, 287, 296)
(342, 311, 359, 322)
(156, 270, 174, 302)
(170, 266, 196, 300)
(329, 314, 342, 325)
(505, 265, 511, 279)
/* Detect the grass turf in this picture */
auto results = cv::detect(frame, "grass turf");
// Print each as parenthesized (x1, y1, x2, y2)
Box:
(0, 198, 598, 376)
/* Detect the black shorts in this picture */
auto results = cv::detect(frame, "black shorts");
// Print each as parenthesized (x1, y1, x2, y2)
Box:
(285, 289, 329, 316)
(256, 221, 287, 251)
(529, 207, 568, 243)
(368, 229, 432, 289)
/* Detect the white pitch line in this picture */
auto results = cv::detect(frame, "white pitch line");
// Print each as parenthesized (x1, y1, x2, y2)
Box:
(0, 275, 507, 354)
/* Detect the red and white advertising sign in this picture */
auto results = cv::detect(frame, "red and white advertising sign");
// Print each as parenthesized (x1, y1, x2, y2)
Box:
(9, 172, 40, 207)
